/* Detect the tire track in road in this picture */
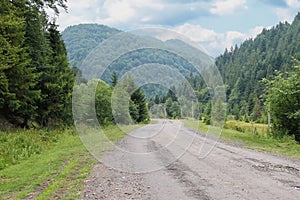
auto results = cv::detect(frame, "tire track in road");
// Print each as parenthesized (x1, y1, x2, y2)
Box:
(82, 120, 300, 199)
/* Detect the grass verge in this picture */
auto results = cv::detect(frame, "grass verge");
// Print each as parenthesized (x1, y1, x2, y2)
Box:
(183, 119, 300, 158)
(0, 125, 139, 199)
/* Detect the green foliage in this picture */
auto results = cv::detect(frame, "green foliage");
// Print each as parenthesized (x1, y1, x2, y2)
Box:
(165, 98, 182, 119)
(203, 101, 212, 125)
(0, 125, 131, 199)
(62, 24, 121, 67)
(0, 129, 68, 170)
(165, 98, 173, 118)
(184, 119, 300, 158)
(0, 0, 41, 126)
(72, 66, 88, 84)
(131, 88, 150, 123)
(119, 76, 150, 123)
(74, 76, 150, 126)
(149, 104, 166, 118)
(263, 64, 300, 141)
(73, 79, 115, 126)
(111, 71, 118, 87)
(37, 23, 74, 126)
(95, 80, 113, 125)
(211, 98, 226, 126)
(0, 0, 74, 127)
(101, 48, 199, 92)
(72, 80, 97, 125)
(62, 24, 203, 98)
(215, 13, 300, 121)
(224, 120, 268, 135)
(111, 85, 132, 125)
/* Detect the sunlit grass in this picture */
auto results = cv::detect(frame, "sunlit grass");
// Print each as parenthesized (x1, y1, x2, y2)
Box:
(183, 119, 300, 158)
(0, 125, 133, 199)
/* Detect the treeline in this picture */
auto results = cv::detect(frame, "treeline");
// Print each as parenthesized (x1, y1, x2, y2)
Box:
(101, 48, 198, 86)
(212, 13, 300, 141)
(148, 86, 182, 119)
(215, 13, 300, 123)
(73, 74, 149, 126)
(62, 24, 121, 68)
(148, 73, 222, 125)
(0, 0, 74, 127)
(148, 13, 300, 141)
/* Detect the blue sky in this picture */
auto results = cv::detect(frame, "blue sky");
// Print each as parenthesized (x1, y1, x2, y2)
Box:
(56, 0, 300, 56)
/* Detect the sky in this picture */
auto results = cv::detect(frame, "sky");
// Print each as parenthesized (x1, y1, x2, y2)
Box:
(54, 0, 300, 56)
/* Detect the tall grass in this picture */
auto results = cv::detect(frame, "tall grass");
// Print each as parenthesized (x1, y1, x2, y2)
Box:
(0, 125, 134, 199)
(183, 119, 300, 158)
(0, 129, 73, 170)
(224, 120, 269, 136)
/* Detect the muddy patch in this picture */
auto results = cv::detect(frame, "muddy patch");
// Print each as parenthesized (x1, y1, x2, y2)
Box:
(246, 158, 300, 176)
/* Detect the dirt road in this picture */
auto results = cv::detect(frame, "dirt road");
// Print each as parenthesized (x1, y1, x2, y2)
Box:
(82, 120, 300, 199)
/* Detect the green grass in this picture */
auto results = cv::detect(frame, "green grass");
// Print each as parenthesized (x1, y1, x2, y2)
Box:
(0, 129, 64, 170)
(0, 125, 137, 200)
(183, 119, 300, 158)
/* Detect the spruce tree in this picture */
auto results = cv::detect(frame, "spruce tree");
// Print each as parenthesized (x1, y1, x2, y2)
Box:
(111, 71, 118, 87)
(43, 23, 74, 125)
(0, 0, 40, 126)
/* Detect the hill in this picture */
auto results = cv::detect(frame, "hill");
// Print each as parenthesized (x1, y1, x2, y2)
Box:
(215, 12, 300, 121)
(62, 24, 121, 67)
(62, 24, 212, 97)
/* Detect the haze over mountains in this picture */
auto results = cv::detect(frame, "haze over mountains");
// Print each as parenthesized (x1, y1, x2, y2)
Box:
(62, 12, 300, 122)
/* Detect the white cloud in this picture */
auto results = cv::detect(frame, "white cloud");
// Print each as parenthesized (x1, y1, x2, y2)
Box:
(173, 23, 219, 42)
(52, 0, 282, 56)
(286, 0, 300, 7)
(97, 0, 166, 25)
(276, 0, 300, 23)
(248, 26, 265, 37)
(54, 0, 101, 30)
(210, 0, 248, 16)
(172, 23, 265, 56)
(101, 0, 137, 24)
(68, 0, 98, 10)
(56, 0, 211, 30)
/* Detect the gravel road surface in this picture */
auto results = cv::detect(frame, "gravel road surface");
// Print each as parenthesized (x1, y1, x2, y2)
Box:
(81, 120, 300, 200)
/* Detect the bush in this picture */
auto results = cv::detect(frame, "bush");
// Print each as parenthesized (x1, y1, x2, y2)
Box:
(263, 65, 300, 141)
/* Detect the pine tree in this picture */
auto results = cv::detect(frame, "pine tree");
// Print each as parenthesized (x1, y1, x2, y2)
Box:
(167, 86, 177, 101)
(121, 76, 149, 123)
(111, 71, 118, 87)
(0, 0, 40, 126)
(37, 23, 74, 125)
(131, 88, 149, 123)
(165, 98, 173, 118)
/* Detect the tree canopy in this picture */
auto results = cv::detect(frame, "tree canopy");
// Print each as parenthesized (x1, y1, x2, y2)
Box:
(263, 63, 300, 141)
(0, 0, 73, 127)
(215, 12, 300, 122)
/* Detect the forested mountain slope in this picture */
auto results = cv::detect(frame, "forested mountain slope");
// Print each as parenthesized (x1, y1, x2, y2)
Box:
(62, 24, 121, 67)
(62, 24, 210, 80)
(62, 24, 212, 98)
(215, 13, 300, 121)
(62, 13, 300, 124)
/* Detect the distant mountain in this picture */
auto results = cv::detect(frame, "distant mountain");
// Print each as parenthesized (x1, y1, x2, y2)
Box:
(62, 24, 121, 67)
(215, 12, 300, 121)
(61, 24, 212, 88)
